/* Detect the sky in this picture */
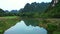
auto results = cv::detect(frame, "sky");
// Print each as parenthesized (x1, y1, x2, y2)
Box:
(0, 0, 52, 11)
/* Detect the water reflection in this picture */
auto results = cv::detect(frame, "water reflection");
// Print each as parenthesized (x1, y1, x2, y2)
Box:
(4, 20, 47, 34)
(24, 19, 40, 26)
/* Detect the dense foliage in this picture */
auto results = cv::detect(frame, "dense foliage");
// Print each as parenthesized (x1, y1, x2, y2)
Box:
(40, 0, 60, 18)
(0, 9, 19, 16)
(0, 2, 50, 17)
(19, 2, 50, 18)
(0, 9, 5, 16)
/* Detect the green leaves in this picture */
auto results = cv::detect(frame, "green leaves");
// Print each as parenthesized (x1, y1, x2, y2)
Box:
(47, 24, 57, 31)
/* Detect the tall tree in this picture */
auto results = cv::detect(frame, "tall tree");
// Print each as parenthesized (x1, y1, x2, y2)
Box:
(0, 8, 5, 16)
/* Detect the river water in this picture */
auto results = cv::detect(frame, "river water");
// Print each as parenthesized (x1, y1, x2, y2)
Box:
(4, 20, 47, 34)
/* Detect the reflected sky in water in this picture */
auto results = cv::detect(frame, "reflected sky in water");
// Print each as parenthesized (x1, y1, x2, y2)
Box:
(4, 20, 47, 34)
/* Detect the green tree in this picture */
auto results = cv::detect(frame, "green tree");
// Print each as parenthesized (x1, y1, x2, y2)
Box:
(0, 8, 5, 16)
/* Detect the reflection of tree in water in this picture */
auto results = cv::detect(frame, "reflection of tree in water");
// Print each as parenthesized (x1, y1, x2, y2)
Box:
(24, 19, 39, 26)
(23, 19, 60, 34)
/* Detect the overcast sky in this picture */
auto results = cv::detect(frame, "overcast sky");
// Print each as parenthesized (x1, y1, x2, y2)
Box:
(0, 0, 52, 11)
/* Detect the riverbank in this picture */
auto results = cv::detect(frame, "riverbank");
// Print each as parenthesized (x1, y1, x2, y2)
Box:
(0, 16, 20, 34)
(0, 16, 60, 34)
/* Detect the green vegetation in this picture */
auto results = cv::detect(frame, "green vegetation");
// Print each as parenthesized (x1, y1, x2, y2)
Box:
(0, 9, 5, 17)
(40, 0, 60, 18)
(0, 16, 18, 19)
(19, 2, 50, 18)
(0, 16, 20, 34)
(21, 1, 60, 34)
(53, 31, 60, 34)
(18, 0, 60, 18)
(0, 0, 60, 34)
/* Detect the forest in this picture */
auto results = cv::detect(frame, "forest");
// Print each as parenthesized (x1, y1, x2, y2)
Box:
(0, 2, 50, 17)
(0, 1, 60, 18)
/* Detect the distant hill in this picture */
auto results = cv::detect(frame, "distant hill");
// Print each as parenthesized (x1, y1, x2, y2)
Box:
(18, 2, 50, 18)
(41, 0, 60, 18)
(10, 10, 18, 13)
(19, 2, 50, 13)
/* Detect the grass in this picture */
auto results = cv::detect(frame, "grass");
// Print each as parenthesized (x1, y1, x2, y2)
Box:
(53, 31, 60, 34)
(0, 16, 20, 34)
(0, 16, 18, 19)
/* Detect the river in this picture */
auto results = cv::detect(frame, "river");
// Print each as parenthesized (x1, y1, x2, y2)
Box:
(4, 20, 47, 34)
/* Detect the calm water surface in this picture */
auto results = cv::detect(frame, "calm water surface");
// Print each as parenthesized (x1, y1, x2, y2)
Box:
(4, 20, 47, 34)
